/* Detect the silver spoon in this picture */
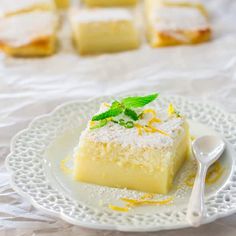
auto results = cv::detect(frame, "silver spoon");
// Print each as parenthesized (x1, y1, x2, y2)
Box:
(187, 135, 225, 227)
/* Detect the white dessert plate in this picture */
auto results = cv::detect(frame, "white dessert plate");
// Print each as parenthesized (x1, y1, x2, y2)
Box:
(5, 95, 236, 232)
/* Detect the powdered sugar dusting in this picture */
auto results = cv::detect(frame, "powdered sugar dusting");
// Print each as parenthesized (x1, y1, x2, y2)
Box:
(152, 6, 209, 31)
(70, 8, 133, 24)
(0, 0, 55, 16)
(82, 103, 186, 149)
(0, 11, 58, 47)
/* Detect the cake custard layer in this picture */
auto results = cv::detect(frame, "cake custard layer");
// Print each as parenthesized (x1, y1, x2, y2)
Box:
(74, 94, 190, 194)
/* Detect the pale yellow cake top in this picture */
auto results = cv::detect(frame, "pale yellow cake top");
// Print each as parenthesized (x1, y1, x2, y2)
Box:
(80, 103, 187, 149)
(0, 0, 55, 17)
(150, 6, 209, 31)
(0, 11, 58, 47)
(69, 8, 133, 24)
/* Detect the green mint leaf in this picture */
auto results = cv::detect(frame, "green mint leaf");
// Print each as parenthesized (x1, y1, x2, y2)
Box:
(92, 107, 123, 121)
(90, 119, 107, 130)
(124, 108, 139, 121)
(121, 93, 159, 108)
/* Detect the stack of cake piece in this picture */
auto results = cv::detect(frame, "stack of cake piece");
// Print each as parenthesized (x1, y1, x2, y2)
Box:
(145, 0, 211, 47)
(0, 0, 64, 57)
(69, 0, 140, 55)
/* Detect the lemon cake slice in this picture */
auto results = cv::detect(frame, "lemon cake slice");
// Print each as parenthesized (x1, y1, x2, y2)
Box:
(0, 11, 58, 57)
(145, 1, 211, 47)
(74, 94, 189, 194)
(84, 0, 137, 7)
(0, 0, 56, 17)
(69, 8, 140, 55)
(54, 0, 70, 9)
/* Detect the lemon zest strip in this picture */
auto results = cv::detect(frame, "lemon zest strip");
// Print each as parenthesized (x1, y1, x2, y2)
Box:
(60, 155, 73, 175)
(142, 109, 157, 117)
(108, 204, 129, 212)
(148, 117, 162, 126)
(168, 103, 175, 116)
(134, 123, 143, 136)
(120, 197, 173, 206)
(144, 125, 169, 136)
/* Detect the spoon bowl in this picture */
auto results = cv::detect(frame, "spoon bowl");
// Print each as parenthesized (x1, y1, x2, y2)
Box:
(192, 135, 225, 165)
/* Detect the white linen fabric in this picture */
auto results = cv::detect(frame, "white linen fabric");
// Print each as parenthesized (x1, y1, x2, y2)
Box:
(0, 0, 236, 235)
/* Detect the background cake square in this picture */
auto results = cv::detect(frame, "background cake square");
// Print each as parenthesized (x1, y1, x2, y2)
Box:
(145, 0, 211, 47)
(0, 11, 58, 57)
(69, 8, 140, 55)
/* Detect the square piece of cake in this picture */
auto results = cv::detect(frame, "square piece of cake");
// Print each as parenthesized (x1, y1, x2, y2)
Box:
(69, 8, 140, 55)
(0, 0, 56, 17)
(84, 0, 137, 7)
(145, 1, 211, 47)
(54, 0, 70, 9)
(74, 94, 189, 194)
(0, 11, 58, 57)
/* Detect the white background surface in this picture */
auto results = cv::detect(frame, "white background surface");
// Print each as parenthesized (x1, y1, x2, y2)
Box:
(0, 0, 236, 235)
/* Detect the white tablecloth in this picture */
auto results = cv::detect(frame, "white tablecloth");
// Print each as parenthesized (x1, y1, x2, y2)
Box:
(0, 0, 236, 235)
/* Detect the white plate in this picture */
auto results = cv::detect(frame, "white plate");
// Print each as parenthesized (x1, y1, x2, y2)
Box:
(5, 95, 236, 232)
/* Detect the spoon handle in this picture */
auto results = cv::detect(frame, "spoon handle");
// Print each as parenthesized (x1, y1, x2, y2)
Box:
(187, 163, 208, 227)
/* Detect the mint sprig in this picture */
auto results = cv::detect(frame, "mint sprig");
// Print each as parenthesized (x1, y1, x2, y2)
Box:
(121, 93, 159, 108)
(91, 93, 159, 128)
